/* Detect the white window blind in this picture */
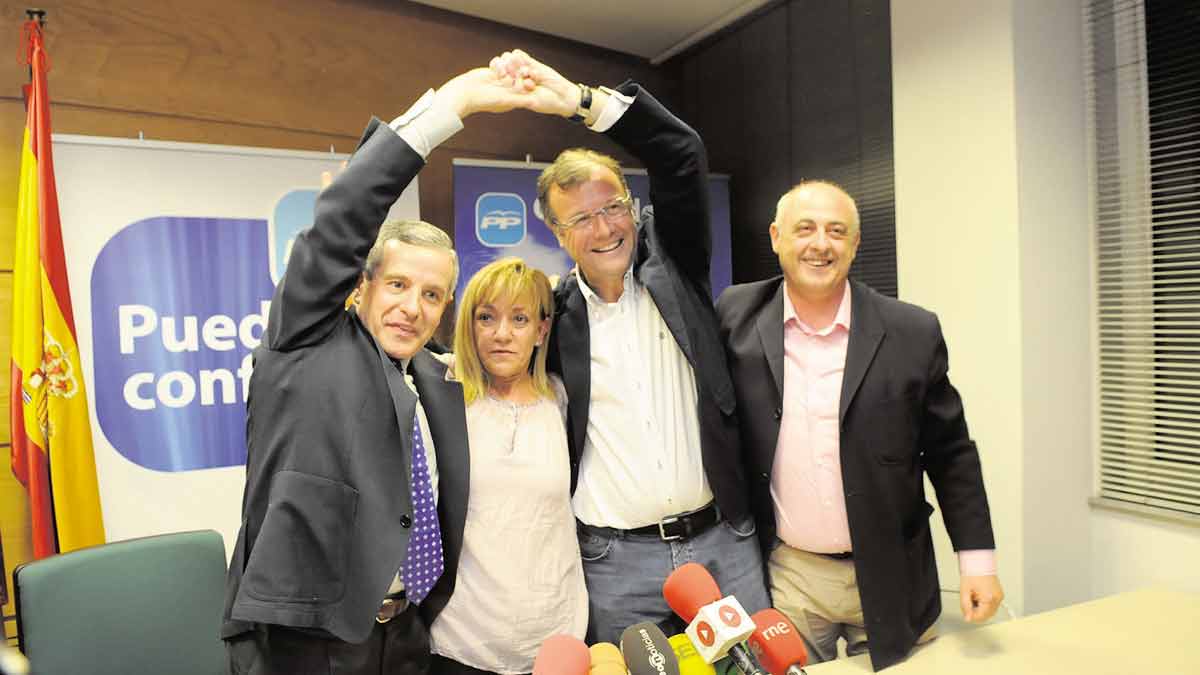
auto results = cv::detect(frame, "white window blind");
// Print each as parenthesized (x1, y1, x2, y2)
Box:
(1086, 0, 1200, 518)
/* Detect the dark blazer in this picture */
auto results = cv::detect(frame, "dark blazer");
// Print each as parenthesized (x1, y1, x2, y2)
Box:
(546, 83, 749, 524)
(221, 119, 469, 644)
(716, 277, 995, 671)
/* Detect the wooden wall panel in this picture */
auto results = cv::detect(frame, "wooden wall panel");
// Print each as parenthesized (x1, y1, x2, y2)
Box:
(0, 99, 21, 271)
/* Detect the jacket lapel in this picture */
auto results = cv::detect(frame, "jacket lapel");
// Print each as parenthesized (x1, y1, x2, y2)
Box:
(840, 280, 885, 424)
(756, 281, 787, 405)
(641, 258, 694, 365)
(409, 350, 468, 492)
(556, 286, 591, 460)
(367, 322, 417, 482)
(410, 350, 469, 533)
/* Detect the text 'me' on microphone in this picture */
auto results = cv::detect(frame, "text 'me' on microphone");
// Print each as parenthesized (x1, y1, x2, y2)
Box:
(532, 633, 590, 675)
(589, 641, 627, 675)
(620, 621, 682, 675)
(748, 608, 809, 675)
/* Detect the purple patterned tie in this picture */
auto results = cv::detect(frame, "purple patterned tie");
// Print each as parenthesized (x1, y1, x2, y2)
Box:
(401, 414, 443, 604)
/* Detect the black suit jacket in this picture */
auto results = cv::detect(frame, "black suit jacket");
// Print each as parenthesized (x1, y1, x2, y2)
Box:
(547, 83, 749, 524)
(716, 277, 995, 671)
(221, 119, 469, 644)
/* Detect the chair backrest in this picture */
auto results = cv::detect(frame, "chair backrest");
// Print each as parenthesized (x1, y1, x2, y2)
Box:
(14, 529, 227, 675)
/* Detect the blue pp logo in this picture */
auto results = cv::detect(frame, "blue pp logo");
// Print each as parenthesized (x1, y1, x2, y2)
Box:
(476, 192, 526, 247)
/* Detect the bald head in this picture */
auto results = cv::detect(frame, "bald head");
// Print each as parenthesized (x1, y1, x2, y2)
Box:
(774, 181, 860, 235)
(769, 180, 861, 308)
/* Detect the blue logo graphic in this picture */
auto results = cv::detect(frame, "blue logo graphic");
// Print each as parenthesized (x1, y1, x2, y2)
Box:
(475, 192, 526, 247)
(91, 216, 275, 472)
(270, 189, 318, 284)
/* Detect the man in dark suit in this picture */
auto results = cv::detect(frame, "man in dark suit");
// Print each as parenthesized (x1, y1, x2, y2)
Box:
(716, 181, 1004, 671)
(490, 51, 769, 644)
(221, 68, 534, 674)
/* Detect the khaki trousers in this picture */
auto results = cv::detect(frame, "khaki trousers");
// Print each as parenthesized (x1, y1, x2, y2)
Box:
(768, 542, 935, 664)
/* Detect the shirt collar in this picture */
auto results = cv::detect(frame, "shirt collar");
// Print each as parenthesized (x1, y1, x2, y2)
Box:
(783, 281, 853, 336)
(576, 265, 638, 307)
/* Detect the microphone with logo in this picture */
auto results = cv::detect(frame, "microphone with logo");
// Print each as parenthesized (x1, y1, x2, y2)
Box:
(620, 621, 682, 675)
(662, 562, 765, 675)
(589, 641, 628, 675)
(668, 633, 717, 674)
(532, 634, 591, 675)
(747, 609, 809, 675)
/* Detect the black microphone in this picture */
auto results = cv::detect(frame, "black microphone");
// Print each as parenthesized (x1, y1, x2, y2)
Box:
(620, 621, 682, 675)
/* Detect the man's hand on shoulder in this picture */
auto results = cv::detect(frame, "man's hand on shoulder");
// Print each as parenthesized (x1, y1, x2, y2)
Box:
(960, 575, 1005, 623)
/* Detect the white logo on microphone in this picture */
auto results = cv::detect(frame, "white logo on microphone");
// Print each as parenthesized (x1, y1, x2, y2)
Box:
(761, 620, 791, 640)
(638, 628, 667, 673)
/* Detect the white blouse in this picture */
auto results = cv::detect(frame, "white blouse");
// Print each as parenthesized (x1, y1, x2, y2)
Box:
(430, 377, 588, 673)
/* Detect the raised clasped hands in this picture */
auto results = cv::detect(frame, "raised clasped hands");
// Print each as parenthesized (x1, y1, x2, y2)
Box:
(488, 49, 580, 118)
(434, 66, 538, 119)
(433, 51, 582, 121)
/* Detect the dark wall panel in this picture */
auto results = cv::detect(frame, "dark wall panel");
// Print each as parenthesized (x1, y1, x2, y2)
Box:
(737, 7, 793, 285)
(677, 0, 896, 296)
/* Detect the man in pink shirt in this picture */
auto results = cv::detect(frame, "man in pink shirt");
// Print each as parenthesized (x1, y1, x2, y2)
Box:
(716, 181, 1004, 671)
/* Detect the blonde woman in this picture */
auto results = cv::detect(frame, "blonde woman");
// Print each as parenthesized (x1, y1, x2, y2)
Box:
(429, 258, 586, 675)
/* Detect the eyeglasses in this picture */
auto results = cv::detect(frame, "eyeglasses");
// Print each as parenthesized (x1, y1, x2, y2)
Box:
(552, 194, 634, 231)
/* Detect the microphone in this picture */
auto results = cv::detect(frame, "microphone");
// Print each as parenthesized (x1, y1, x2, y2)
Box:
(533, 634, 591, 675)
(662, 563, 764, 675)
(669, 633, 716, 674)
(589, 641, 627, 675)
(620, 621, 682, 675)
(747, 609, 809, 675)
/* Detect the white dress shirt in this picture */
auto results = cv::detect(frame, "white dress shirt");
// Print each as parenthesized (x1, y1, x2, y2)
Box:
(570, 267, 713, 529)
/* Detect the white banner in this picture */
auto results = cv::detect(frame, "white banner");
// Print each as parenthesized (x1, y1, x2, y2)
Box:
(53, 134, 419, 557)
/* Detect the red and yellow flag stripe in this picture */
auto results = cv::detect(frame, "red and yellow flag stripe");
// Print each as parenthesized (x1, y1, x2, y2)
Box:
(11, 20, 105, 558)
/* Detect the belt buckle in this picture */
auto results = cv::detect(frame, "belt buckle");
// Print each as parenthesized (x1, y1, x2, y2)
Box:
(376, 597, 406, 624)
(658, 515, 683, 542)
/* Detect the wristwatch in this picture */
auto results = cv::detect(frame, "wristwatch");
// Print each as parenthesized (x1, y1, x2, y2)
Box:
(568, 83, 593, 124)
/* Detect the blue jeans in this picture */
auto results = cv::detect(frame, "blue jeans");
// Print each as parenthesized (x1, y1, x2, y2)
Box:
(577, 514, 770, 645)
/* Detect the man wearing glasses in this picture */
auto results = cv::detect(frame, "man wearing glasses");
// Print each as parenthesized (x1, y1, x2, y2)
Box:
(490, 50, 769, 643)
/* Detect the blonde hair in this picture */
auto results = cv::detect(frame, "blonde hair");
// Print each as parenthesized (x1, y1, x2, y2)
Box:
(537, 148, 630, 227)
(453, 258, 555, 405)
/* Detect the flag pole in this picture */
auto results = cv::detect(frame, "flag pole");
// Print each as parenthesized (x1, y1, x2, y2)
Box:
(23, 9, 47, 88)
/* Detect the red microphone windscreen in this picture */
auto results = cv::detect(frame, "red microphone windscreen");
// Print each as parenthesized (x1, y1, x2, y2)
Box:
(747, 608, 809, 675)
(533, 634, 591, 675)
(662, 562, 722, 622)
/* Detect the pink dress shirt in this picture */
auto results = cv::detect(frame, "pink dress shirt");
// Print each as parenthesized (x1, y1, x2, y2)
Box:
(771, 283, 995, 576)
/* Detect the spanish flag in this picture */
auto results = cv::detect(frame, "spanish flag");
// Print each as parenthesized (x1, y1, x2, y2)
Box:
(11, 20, 105, 558)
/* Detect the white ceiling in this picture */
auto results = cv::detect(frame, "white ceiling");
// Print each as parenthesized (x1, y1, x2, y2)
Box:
(410, 0, 776, 64)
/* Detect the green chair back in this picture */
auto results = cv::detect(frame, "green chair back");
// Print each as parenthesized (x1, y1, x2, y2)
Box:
(14, 529, 227, 675)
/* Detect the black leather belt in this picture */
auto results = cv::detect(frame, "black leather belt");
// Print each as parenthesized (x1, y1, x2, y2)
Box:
(376, 590, 408, 623)
(581, 502, 721, 542)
